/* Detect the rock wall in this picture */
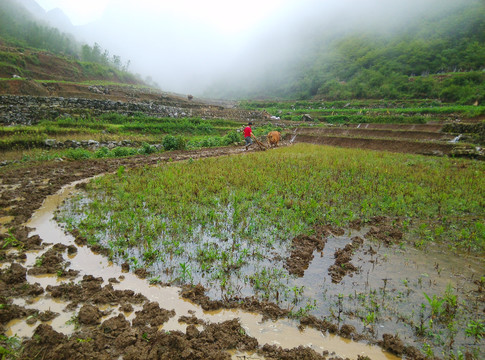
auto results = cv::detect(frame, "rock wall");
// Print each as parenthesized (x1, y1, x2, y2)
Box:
(0, 95, 191, 125)
(0, 95, 263, 125)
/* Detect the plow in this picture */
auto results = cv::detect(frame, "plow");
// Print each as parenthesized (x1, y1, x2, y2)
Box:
(252, 135, 268, 150)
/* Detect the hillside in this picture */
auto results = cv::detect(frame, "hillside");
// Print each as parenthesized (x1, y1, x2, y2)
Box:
(0, 0, 146, 99)
(205, 0, 485, 103)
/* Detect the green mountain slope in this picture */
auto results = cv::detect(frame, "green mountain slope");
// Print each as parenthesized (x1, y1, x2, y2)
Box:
(206, 0, 485, 103)
(0, 0, 138, 85)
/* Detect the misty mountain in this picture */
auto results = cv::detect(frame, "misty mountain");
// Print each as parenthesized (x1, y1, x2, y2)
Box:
(204, 0, 484, 103)
(0, 0, 138, 84)
(1, 0, 483, 103)
(16, 0, 74, 32)
(58, 0, 483, 102)
(15, 0, 44, 18)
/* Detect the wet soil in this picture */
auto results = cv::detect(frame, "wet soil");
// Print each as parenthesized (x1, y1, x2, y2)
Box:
(295, 134, 455, 156)
(297, 127, 455, 141)
(1, 146, 388, 360)
(0, 144, 482, 359)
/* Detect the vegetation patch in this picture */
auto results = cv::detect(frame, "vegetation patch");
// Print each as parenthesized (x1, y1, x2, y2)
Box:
(57, 144, 484, 357)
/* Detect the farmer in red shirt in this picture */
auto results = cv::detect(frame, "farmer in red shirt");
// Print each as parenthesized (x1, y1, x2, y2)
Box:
(243, 122, 253, 150)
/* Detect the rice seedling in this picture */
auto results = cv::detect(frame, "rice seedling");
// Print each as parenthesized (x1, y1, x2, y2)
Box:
(56, 143, 485, 357)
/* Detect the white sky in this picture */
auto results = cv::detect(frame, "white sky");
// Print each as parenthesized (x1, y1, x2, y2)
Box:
(33, 0, 462, 94)
(35, 0, 295, 32)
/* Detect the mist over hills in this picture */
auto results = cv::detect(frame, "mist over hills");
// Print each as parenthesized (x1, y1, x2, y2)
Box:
(0, 0, 484, 103)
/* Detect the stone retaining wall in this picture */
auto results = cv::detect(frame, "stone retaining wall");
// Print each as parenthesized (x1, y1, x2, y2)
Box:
(0, 95, 190, 125)
(0, 95, 263, 125)
(43, 138, 163, 151)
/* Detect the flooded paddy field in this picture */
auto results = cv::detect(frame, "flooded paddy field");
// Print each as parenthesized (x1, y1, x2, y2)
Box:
(0, 143, 483, 359)
(52, 144, 484, 359)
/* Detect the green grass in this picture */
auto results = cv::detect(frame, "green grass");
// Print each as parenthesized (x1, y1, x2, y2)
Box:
(67, 144, 484, 252)
(0, 114, 243, 152)
(58, 144, 484, 297)
(241, 101, 485, 123)
(56, 143, 485, 357)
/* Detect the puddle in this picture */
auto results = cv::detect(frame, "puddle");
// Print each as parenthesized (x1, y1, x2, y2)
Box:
(7, 296, 76, 338)
(294, 234, 484, 351)
(6, 179, 401, 359)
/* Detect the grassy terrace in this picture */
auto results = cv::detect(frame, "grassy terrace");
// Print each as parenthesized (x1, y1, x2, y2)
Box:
(0, 114, 253, 161)
(241, 100, 485, 123)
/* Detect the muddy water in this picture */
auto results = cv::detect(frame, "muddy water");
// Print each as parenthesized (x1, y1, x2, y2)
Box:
(9, 180, 400, 360)
(296, 231, 484, 352)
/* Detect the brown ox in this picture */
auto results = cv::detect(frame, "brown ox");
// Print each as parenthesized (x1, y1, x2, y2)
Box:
(267, 131, 281, 148)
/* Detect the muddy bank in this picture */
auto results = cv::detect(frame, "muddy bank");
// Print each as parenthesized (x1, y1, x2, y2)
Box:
(0, 146, 243, 228)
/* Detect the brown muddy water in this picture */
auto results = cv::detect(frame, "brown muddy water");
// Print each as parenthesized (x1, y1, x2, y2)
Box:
(6, 180, 401, 360)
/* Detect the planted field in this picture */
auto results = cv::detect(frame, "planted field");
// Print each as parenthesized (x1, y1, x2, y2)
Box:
(58, 144, 485, 358)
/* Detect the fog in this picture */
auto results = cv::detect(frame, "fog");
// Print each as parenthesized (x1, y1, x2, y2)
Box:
(36, 0, 470, 96)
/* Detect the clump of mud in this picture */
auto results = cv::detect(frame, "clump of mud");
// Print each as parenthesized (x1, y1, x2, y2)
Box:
(365, 217, 403, 245)
(0, 262, 44, 298)
(378, 333, 427, 360)
(285, 225, 342, 277)
(27, 244, 78, 278)
(260, 343, 327, 359)
(46, 275, 147, 310)
(180, 284, 291, 321)
(328, 236, 364, 283)
(21, 317, 260, 360)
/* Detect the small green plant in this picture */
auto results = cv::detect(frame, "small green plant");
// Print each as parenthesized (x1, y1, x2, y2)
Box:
(117, 165, 125, 177)
(149, 276, 161, 285)
(423, 292, 445, 320)
(34, 256, 44, 267)
(290, 300, 317, 319)
(66, 314, 81, 330)
(2, 232, 19, 249)
(422, 342, 434, 358)
(178, 262, 193, 284)
(0, 335, 22, 358)
(465, 320, 485, 343)
(76, 337, 92, 343)
(364, 311, 376, 326)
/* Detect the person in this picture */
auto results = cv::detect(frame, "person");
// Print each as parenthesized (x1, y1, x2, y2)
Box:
(243, 122, 253, 150)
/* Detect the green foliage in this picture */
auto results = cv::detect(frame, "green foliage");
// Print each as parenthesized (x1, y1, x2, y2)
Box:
(139, 142, 156, 155)
(59, 144, 485, 299)
(207, 1, 485, 103)
(0, 0, 77, 55)
(162, 135, 186, 151)
(64, 148, 92, 160)
(465, 320, 485, 342)
(0, 334, 22, 359)
(0, 0, 133, 81)
(80, 43, 130, 72)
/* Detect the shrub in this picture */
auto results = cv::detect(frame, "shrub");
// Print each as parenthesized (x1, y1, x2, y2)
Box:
(223, 131, 240, 145)
(139, 142, 157, 155)
(163, 135, 186, 151)
(94, 146, 109, 158)
(110, 147, 138, 157)
(64, 148, 92, 160)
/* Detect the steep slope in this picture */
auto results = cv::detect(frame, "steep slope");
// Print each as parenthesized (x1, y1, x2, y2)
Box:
(0, 0, 146, 99)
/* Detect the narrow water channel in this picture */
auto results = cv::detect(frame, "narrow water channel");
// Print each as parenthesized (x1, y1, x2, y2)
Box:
(9, 179, 399, 360)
